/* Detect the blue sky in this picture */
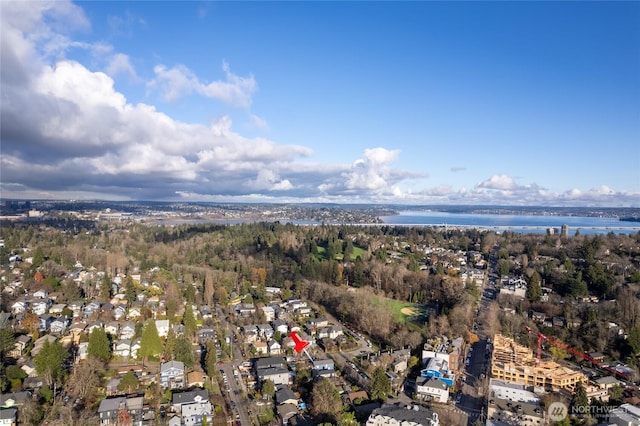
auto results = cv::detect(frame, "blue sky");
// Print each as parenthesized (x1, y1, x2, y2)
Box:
(1, 1, 639, 206)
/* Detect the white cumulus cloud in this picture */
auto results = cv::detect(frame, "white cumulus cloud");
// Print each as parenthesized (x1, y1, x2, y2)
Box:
(478, 174, 517, 191)
(148, 60, 257, 107)
(345, 147, 401, 191)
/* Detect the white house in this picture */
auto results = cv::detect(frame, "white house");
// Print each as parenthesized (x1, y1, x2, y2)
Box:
(182, 400, 213, 426)
(32, 300, 50, 316)
(261, 306, 275, 322)
(33, 289, 48, 299)
(77, 342, 89, 361)
(155, 320, 170, 338)
(257, 324, 274, 340)
(256, 367, 291, 386)
(50, 317, 69, 334)
(87, 321, 104, 334)
(366, 403, 440, 426)
(130, 338, 141, 359)
(11, 300, 28, 314)
(105, 322, 119, 336)
(113, 339, 131, 358)
(160, 360, 185, 390)
(120, 322, 136, 340)
(499, 276, 528, 299)
(267, 340, 281, 355)
(252, 341, 268, 356)
(318, 325, 343, 339)
(84, 301, 101, 318)
(68, 301, 84, 318)
(272, 320, 288, 335)
(0, 407, 17, 426)
(48, 303, 67, 315)
(416, 377, 449, 403)
(171, 389, 209, 413)
(113, 305, 127, 321)
(127, 306, 142, 320)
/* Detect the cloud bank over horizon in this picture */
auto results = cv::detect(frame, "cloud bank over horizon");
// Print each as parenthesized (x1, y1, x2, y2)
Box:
(1, 1, 638, 207)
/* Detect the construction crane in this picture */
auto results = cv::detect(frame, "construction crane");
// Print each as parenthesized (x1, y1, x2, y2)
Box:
(524, 326, 629, 382)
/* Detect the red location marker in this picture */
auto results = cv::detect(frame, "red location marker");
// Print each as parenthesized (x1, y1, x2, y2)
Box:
(288, 330, 311, 354)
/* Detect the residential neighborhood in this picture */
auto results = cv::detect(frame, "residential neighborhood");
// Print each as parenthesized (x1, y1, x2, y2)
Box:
(1, 203, 640, 426)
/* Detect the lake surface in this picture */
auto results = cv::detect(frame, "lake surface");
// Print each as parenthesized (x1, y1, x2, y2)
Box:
(150, 211, 640, 235)
(381, 210, 640, 235)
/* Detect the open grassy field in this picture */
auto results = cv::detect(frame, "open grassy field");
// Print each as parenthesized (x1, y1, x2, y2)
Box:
(370, 295, 423, 323)
(316, 244, 366, 260)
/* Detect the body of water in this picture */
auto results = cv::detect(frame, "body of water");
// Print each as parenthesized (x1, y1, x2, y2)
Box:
(381, 210, 640, 235)
(148, 211, 640, 235)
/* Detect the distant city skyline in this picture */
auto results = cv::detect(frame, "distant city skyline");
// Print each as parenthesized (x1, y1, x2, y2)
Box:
(1, 1, 639, 206)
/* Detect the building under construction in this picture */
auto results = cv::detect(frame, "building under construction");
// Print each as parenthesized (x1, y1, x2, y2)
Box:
(491, 334, 587, 392)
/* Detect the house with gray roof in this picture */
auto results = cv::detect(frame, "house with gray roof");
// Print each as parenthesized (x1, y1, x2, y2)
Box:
(0, 407, 17, 426)
(0, 391, 31, 408)
(275, 386, 298, 405)
(160, 360, 185, 390)
(170, 389, 209, 412)
(366, 402, 440, 426)
(98, 395, 144, 425)
(255, 356, 286, 370)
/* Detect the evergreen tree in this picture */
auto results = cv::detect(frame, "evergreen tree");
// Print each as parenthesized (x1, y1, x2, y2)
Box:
(183, 303, 197, 341)
(124, 277, 137, 304)
(0, 329, 15, 363)
(164, 328, 176, 361)
(526, 271, 542, 303)
(34, 339, 68, 388)
(369, 366, 391, 401)
(100, 273, 112, 301)
(117, 370, 139, 393)
(173, 336, 194, 367)
(139, 321, 163, 361)
(204, 340, 217, 376)
(88, 327, 111, 362)
(570, 382, 589, 420)
(185, 285, 196, 304)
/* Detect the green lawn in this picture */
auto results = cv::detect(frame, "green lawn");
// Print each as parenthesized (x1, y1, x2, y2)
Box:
(370, 295, 421, 323)
(316, 244, 366, 261)
(315, 246, 328, 261)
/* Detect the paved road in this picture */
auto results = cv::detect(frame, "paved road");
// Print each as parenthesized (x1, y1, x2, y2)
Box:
(219, 362, 249, 426)
(215, 306, 253, 425)
(456, 245, 499, 425)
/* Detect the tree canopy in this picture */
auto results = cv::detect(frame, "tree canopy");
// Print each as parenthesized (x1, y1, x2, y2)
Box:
(0, 329, 15, 363)
(173, 336, 194, 367)
(311, 377, 342, 423)
(117, 371, 139, 393)
(183, 303, 197, 341)
(369, 366, 391, 401)
(139, 321, 163, 360)
(88, 327, 111, 362)
(526, 271, 542, 302)
(34, 339, 68, 388)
